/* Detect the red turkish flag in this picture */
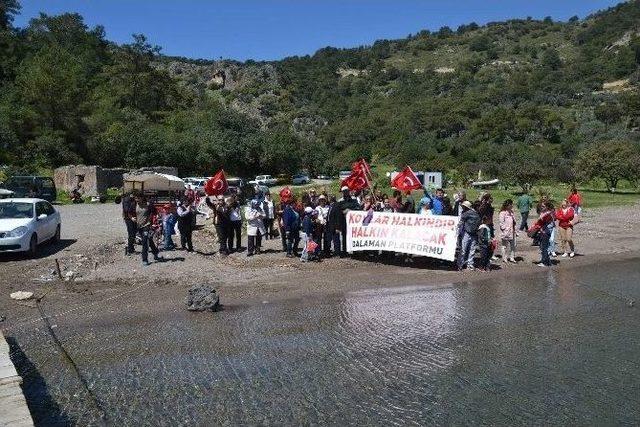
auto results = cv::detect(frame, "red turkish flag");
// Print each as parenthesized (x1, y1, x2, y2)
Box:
(341, 168, 369, 191)
(391, 166, 422, 191)
(351, 159, 371, 177)
(204, 169, 228, 196)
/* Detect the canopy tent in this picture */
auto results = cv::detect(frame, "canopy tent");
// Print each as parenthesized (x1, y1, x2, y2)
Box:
(123, 172, 185, 193)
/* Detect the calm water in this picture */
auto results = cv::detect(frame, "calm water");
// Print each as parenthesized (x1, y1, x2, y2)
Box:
(11, 259, 640, 425)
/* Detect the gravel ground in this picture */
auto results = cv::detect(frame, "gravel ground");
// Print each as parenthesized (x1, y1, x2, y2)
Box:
(0, 201, 639, 309)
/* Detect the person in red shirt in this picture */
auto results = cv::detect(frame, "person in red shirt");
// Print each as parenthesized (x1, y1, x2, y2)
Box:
(555, 199, 576, 258)
(567, 187, 582, 215)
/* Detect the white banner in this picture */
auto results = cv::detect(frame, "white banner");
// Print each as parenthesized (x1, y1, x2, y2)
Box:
(346, 211, 459, 261)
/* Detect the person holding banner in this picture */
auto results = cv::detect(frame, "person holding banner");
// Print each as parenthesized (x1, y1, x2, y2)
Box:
(457, 201, 481, 270)
(334, 186, 360, 257)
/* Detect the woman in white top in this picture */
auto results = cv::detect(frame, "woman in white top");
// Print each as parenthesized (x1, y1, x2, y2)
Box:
(262, 192, 276, 239)
(246, 199, 266, 256)
(228, 196, 242, 252)
(314, 195, 331, 255)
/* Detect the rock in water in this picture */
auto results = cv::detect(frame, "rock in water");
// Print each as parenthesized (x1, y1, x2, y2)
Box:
(185, 285, 220, 312)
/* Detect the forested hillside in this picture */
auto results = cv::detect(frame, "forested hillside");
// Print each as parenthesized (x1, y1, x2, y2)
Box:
(1, 0, 640, 188)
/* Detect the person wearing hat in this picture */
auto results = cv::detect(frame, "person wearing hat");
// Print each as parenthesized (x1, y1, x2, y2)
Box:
(314, 194, 330, 256)
(457, 200, 480, 270)
(246, 199, 266, 256)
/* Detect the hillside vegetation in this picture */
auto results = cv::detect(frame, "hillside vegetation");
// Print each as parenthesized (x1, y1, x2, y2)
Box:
(1, 0, 640, 188)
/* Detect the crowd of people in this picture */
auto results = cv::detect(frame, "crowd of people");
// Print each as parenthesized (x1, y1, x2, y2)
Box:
(120, 183, 583, 270)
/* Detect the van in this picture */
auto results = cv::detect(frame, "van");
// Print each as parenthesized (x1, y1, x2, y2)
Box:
(4, 176, 57, 202)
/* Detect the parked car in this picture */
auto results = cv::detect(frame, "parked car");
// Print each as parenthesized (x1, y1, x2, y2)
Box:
(316, 174, 333, 180)
(0, 198, 61, 257)
(292, 174, 310, 185)
(226, 177, 245, 200)
(248, 175, 278, 187)
(338, 170, 352, 180)
(4, 176, 57, 202)
(0, 188, 15, 199)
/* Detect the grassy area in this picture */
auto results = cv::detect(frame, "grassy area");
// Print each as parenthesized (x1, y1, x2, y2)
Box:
(55, 187, 121, 205)
(449, 186, 640, 209)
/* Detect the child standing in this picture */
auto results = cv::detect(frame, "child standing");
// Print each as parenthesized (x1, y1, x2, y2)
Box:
(477, 215, 494, 271)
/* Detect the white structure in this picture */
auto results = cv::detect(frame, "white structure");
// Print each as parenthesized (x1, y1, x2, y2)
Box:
(387, 171, 443, 189)
(419, 172, 443, 189)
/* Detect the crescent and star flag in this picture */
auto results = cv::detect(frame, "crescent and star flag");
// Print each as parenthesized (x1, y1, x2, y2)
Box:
(391, 166, 423, 191)
(351, 158, 372, 177)
(341, 168, 369, 191)
(279, 186, 293, 203)
(204, 169, 228, 196)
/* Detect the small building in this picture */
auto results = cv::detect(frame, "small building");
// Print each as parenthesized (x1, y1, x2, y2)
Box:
(54, 165, 179, 197)
(418, 172, 443, 189)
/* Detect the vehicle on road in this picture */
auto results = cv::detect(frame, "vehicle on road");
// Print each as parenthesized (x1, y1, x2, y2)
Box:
(249, 175, 278, 187)
(292, 174, 311, 185)
(0, 198, 61, 257)
(316, 174, 333, 180)
(4, 176, 57, 202)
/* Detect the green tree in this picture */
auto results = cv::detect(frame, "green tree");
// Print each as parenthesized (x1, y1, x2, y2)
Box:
(575, 141, 640, 191)
(541, 48, 562, 70)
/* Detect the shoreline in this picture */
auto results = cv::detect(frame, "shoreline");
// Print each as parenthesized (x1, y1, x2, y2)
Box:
(0, 201, 638, 331)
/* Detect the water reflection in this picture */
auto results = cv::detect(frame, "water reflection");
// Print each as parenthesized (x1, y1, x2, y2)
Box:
(11, 259, 640, 425)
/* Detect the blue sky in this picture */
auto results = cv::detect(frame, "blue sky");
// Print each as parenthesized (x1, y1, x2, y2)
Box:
(16, 1, 621, 61)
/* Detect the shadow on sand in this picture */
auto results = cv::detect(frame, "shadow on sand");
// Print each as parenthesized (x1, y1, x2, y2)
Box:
(6, 336, 72, 426)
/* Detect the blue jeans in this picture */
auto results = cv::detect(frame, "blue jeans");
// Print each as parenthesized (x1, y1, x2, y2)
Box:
(286, 230, 300, 256)
(458, 232, 477, 269)
(547, 227, 556, 255)
(163, 217, 175, 249)
(539, 232, 551, 266)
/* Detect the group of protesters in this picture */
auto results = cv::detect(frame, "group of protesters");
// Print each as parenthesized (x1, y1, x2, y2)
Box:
(121, 181, 582, 270)
(456, 187, 581, 271)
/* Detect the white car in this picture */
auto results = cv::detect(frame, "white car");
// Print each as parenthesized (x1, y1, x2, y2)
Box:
(249, 175, 278, 187)
(0, 198, 61, 257)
